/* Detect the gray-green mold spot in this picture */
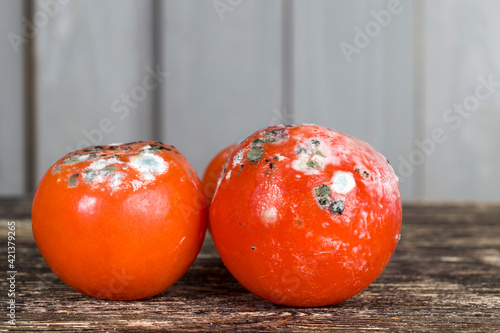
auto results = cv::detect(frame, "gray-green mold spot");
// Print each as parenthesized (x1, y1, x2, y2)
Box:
(147, 144, 164, 153)
(247, 146, 264, 163)
(51, 165, 61, 174)
(314, 184, 331, 198)
(306, 160, 321, 169)
(67, 173, 80, 187)
(246, 127, 289, 164)
(313, 184, 344, 215)
(84, 169, 97, 182)
(102, 165, 116, 173)
(64, 155, 81, 164)
(264, 128, 287, 142)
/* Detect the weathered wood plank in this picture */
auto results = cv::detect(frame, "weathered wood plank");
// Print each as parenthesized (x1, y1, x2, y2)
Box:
(1, 203, 499, 332)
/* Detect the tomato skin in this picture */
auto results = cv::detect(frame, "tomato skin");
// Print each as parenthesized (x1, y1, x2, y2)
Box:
(210, 124, 402, 307)
(32, 142, 208, 300)
(202, 143, 239, 203)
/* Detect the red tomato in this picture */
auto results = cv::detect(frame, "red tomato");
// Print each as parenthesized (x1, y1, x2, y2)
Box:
(32, 142, 208, 300)
(210, 124, 402, 307)
(202, 143, 239, 203)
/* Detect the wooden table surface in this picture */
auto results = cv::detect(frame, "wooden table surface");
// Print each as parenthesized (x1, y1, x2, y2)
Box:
(1, 197, 499, 332)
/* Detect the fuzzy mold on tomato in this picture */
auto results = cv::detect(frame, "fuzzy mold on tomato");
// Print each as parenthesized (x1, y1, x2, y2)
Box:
(209, 124, 402, 307)
(32, 141, 208, 300)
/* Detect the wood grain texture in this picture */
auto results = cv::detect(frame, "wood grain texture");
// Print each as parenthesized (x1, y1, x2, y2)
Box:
(1, 202, 499, 332)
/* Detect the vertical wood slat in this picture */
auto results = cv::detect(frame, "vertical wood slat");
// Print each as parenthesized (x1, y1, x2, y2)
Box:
(160, 0, 283, 175)
(281, 0, 295, 125)
(24, 0, 37, 193)
(291, 0, 414, 200)
(34, 0, 157, 184)
(0, 0, 26, 196)
(420, 0, 500, 201)
(411, 0, 426, 200)
(151, 0, 164, 142)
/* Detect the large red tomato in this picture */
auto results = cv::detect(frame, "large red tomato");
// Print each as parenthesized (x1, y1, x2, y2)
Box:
(32, 141, 207, 300)
(202, 143, 239, 203)
(210, 124, 402, 307)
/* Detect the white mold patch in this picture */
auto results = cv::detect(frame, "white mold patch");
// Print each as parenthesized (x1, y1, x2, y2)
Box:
(88, 157, 121, 171)
(225, 170, 232, 180)
(83, 158, 123, 189)
(109, 172, 124, 189)
(130, 153, 168, 175)
(232, 150, 244, 167)
(291, 138, 341, 175)
(331, 171, 356, 195)
(261, 206, 278, 225)
(131, 179, 143, 191)
(64, 154, 92, 164)
(140, 172, 156, 181)
(319, 237, 348, 251)
(78, 195, 97, 214)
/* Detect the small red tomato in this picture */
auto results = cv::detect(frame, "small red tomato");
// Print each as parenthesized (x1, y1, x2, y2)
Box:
(210, 124, 402, 307)
(202, 143, 239, 203)
(32, 142, 207, 300)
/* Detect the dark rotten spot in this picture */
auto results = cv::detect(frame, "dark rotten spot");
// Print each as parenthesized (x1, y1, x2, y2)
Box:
(329, 199, 345, 215)
(318, 198, 329, 207)
(295, 147, 307, 154)
(314, 184, 345, 215)
(355, 168, 370, 179)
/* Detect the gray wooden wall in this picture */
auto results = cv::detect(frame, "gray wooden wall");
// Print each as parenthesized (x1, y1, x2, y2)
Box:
(1, 0, 499, 202)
